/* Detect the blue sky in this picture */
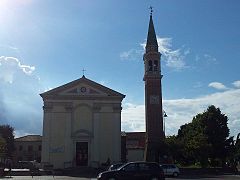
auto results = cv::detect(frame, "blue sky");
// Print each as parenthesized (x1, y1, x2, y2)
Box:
(0, 0, 240, 137)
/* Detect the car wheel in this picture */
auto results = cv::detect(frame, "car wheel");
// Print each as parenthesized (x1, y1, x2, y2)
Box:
(150, 177, 159, 180)
(173, 172, 179, 177)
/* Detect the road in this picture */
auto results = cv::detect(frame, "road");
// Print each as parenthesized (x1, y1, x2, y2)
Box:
(167, 174, 240, 180)
(1, 174, 239, 180)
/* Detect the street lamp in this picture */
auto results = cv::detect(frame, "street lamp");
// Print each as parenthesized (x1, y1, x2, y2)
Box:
(163, 111, 167, 134)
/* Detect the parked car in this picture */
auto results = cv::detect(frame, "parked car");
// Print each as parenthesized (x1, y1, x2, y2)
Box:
(97, 161, 165, 180)
(108, 163, 125, 171)
(160, 164, 180, 177)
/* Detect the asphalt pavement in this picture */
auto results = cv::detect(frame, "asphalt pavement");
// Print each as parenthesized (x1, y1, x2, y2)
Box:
(1, 174, 240, 180)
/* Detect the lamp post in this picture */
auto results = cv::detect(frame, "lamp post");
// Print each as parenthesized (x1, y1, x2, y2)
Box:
(163, 111, 167, 135)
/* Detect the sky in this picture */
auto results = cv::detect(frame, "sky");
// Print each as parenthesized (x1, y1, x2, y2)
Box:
(0, 0, 240, 138)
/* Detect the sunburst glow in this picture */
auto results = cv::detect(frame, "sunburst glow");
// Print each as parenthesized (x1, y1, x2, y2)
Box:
(0, 0, 32, 22)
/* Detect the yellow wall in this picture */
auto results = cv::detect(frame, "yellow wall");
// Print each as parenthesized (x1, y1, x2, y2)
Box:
(99, 113, 115, 163)
(49, 112, 66, 167)
(73, 105, 92, 133)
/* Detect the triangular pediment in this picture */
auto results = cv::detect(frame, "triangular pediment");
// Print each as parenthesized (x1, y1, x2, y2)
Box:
(61, 83, 102, 96)
(40, 76, 125, 100)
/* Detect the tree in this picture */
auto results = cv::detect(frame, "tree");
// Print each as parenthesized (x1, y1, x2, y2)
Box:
(177, 118, 210, 167)
(201, 105, 230, 166)
(225, 136, 235, 168)
(0, 125, 14, 157)
(232, 133, 240, 168)
(174, 105, 230, 167)
(165, 135, 184, 164)
(0, 136, 6, 157)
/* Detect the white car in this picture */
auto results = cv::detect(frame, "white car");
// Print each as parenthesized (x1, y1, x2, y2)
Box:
(160, 164, 180, 177)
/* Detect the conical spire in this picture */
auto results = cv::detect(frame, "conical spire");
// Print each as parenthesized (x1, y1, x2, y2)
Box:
(146, 12, 158, 52)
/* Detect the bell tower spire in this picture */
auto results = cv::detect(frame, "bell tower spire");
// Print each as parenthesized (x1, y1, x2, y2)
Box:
(143, 8, 164, 163)
(146, 7, 158, 53)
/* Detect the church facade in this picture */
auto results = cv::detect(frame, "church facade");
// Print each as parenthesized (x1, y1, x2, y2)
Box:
(40, 76, 125, 169)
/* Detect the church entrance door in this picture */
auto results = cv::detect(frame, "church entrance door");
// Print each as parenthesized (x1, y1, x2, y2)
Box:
(76, 142, 88, 166)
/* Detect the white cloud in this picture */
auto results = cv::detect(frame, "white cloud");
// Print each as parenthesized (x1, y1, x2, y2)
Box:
(233, 80, 240, 88)
(204, 54, 217, 65)
(193, 82, 203, 88)
(195, 55, 200, 62)
(208, 82, 228, 90)
(156, 37, 188, 70)
(0, 45, 19, 51)
(140, 37, 188, 70)
(192, 54, 218, 71)
(122, 103, 145, 132)
(120, 49, 143, 61)
(0, 56, 35, 83)
(0, 56, 43, 137)
(122, 88, 240, 137)
(120, 36, 189, 71)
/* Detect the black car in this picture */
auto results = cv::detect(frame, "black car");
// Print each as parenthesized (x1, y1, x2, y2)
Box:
(97, 161, 165, 180)
(108, 163, 125, 171)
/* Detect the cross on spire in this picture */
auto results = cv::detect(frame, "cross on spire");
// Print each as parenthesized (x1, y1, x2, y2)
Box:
(149, 6, 153, 16)
(82, 68, 86, 76)
(146, 6, 158, 51)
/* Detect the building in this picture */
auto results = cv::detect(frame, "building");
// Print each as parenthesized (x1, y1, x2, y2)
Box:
(40, 76, 125, 169)
(125, 132, 145, 162)
(143, 11, 165, 162)
(13, 135, 42, 165)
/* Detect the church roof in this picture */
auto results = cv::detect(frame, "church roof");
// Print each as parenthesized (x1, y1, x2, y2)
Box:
(15, 135, 42, 142)
(40, 75, 125, 100)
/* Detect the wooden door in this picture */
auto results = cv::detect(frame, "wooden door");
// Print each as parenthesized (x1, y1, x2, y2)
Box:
(76, 142, 88, 166)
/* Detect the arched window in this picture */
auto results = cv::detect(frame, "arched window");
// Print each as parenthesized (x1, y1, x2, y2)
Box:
(148, 61, 153, 71)
(154, 60, 158, 71)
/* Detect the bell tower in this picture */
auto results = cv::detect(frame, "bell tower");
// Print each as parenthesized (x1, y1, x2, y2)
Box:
(143, 9, 164, 162)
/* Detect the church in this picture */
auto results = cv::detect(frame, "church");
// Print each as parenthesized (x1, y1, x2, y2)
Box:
(40, 76, 125, 169)
(40, 10, 164, 169)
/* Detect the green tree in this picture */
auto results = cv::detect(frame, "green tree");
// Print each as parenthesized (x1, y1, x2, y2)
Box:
(165, 135, 184, 164)
(0, 136, 6, 158)
(225, 136, 235, 167)
(0, 125, 14, 157)
(177, 118, 210, 167)
(201, 105, 230, 166)
(175, 105, 230, 167)
(233, 133, 240, 167)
